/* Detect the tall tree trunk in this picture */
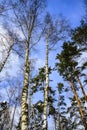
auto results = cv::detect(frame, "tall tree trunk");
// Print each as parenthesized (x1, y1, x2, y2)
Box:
(70, 80, 87, 130)
(77, 76, 87, 101)
(10, 103, 17, 130)
(21, 43, 29, 130)
(32, 106, 36, 130)
(43, 36, 49, 130)
(28, 88, 32, 130)
(58, 113, 61, 130)
(58, 96, 61, 130)
(54, 115, 57, 130)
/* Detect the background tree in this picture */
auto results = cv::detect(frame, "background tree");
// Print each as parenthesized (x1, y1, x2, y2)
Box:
(42, 12, 70, 130)
(0, 101, 10, 130)
(30, 66, 56, 130)
(56, 42, 87, 129)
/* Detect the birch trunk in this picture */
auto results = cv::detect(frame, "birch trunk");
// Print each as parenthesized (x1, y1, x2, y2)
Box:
(0, 43, 13, 72)
(21, 43, 30, 130)
(70, 80, 87, 130)
(43, 36, 49, 130)
(21, 8, 37, 130)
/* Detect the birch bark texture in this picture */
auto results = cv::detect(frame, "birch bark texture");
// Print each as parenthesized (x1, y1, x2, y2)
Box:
(43, 35, 49, 130)
(43, 13, 58, 130)
(21, 43, 30, 130)
(9, 1, 46, 130)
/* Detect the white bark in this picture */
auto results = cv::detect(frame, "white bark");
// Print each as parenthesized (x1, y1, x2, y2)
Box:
(43, 36, 49, 130)
(21, 44, 29, 130)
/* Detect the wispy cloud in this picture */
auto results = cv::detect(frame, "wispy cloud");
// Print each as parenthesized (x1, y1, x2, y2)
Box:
(0, 52, 21, 79)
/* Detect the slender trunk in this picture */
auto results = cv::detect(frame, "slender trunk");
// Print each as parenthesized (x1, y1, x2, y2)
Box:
(77, 76, 87, 101)
(58, 113, 61, 130)
(28, 91, 32, 130)
(0, 43, 13, 72)
(70, 80, 87, 130)
(43, 36, 49, 130)
(54, 115, 57, 130)
(58, 96, 61, 130)
(32, 106, 36, 130)
(10, 103, 17, 130)
(21, 43, 29, 130)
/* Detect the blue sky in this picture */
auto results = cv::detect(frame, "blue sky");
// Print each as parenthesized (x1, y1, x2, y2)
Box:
(47, 0, 85, 27)
(43, 1, 86, 129)
(0, 0, 86, 130)
(0, 0, 85, 78)
(34, 0, 86, 84)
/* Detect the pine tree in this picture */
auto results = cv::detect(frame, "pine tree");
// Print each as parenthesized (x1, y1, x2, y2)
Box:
(56, 42, 87, 129)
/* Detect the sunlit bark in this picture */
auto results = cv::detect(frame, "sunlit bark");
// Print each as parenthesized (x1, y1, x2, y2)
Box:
(21, 43, 30, 130)
(70, 80, 87, 130)
(43, 35, 49, 130)
(77, 76, 87, 101)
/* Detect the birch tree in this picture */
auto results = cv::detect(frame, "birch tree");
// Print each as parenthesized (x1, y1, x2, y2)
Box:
(9, 0, 46, 130)
(0, 1, 14, 73)
(43, 13, 56, 130)
(43, 13, 70, 130)
(30, 66, 55, 130)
